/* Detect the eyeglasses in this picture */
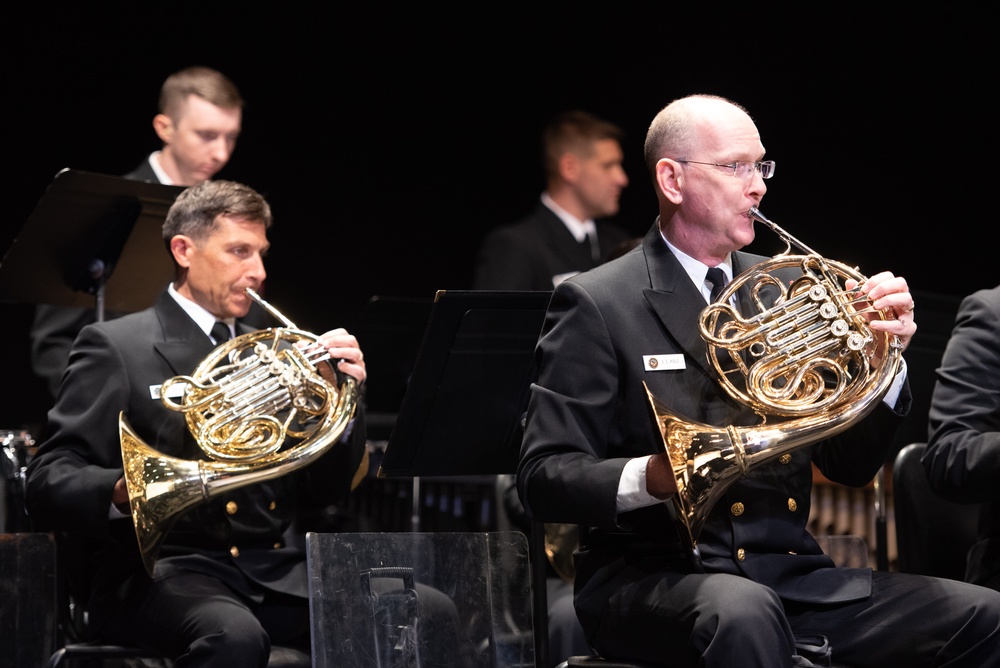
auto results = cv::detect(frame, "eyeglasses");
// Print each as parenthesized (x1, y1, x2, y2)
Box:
(677, 159, 775, 180)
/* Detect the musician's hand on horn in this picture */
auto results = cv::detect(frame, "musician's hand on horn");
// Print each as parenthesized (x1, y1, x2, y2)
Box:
(849, 271, 917, 353)
(317, 328, 367, 383)
(112, 476, 131, 515)
(646, 453, 678, 500)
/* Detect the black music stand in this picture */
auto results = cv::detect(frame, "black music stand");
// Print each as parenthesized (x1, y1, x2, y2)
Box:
(377, 290, 550, 478)
(377, 288, 552, 666)
(0, 168, 185, 319)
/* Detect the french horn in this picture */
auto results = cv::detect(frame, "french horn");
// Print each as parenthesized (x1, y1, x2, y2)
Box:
(645, 206, 903, 568)
(120, 287, 359, 576)
(544, 522, 579, 583)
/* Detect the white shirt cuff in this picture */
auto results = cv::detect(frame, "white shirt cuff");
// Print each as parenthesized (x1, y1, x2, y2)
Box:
(617, 455, 663, 512)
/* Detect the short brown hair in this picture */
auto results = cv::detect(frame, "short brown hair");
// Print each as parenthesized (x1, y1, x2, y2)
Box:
(541, 110, 624, 181)
(159, 66, 243, 120)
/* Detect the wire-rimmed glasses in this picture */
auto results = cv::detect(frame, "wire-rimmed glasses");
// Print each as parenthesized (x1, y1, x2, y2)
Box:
(677, 160, 775, 180)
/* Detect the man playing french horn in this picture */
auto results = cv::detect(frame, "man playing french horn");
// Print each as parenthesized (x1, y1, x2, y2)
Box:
(517, 94, 1000, 667)
(24, 180, 462, 666)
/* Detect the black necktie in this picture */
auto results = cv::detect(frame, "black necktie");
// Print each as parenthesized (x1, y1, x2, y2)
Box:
(705, 267, 745, 376)
(706, 267, 727, 303)
(587, 230, 601, 263)
(210, 321, 232, 344)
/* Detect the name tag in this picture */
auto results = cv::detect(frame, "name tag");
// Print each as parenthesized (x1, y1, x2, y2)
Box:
(149, 383, 186, 400)
(643, 354, 685, 371)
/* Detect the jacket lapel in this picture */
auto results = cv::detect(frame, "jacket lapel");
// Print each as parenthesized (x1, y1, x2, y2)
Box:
(538, 206, 595, 268)
(150, 292, 216, 375)
(638, 222, 780, 377)
(639, 223, 715, 374)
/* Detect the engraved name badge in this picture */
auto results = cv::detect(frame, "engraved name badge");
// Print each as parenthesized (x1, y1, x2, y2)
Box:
(643, 354, 685, 371)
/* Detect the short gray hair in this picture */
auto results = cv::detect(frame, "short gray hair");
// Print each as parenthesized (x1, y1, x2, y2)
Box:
(162, 180, 272, 249)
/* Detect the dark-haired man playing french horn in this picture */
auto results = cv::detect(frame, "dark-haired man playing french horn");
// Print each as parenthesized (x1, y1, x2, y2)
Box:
(25, 180, 462, 666)
(517, 94, 1000, 667)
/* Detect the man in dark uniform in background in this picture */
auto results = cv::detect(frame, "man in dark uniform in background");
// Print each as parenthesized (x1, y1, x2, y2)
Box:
(30, 66, 250, 398)
(473, 109, 631, 291)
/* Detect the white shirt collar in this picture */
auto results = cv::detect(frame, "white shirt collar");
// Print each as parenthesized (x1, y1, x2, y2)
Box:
(167, 283, 233, 338)
(541, 192, 596, 242)
(149, 151, 175, 185)
(659, 231, 733, 303)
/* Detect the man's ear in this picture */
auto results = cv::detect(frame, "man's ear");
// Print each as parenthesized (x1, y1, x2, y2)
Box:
(169, 235, 195, 268)
(655, 158, 683, 205)
(153, 114, 174, 143)
(558, 152, 580, 182)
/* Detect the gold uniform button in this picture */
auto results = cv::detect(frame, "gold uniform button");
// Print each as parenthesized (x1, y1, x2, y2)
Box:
(273, 542, 282, 549)
(230, 546, 240, 558)
(226, 501, 238, 515)
(737, 548, 746, 561)
(730, 502, 745, 516)
(787, 498, 798, 512)
(269, 501, 277, 511)
(779, 454, 792, 464)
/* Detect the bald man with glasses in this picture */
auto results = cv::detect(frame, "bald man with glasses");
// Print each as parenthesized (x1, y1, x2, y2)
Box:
(517, 94, 1000, 667)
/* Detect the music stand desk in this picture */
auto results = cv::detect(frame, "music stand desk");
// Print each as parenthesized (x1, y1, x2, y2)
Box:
(0, 168, 184, 315)
(377, 289, 550, 479)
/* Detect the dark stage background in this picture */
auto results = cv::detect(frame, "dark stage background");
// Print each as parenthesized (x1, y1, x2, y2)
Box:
(2, 5, 995, 436)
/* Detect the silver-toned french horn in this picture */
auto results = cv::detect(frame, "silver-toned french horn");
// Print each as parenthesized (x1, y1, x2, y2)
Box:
(645, 206, 903, 568)
(120, 287, 359, 576)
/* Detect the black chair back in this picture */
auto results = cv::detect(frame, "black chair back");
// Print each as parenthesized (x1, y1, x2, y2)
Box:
(893, 442, 981, 579)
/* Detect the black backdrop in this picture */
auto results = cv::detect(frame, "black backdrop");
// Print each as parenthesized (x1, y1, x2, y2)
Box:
(2, 5, 995, 433)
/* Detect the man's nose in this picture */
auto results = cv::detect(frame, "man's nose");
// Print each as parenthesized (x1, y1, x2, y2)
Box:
(211, 137, 234, 163)
(616, 165, 629, 187)
(248, 253, 266, 281)
(748, 169, 767, 196)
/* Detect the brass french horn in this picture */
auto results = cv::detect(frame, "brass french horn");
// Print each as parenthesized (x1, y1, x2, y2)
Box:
(645, 206, 903, 568)
(120, 287, 359, 576)
(544, 522, 579, 583)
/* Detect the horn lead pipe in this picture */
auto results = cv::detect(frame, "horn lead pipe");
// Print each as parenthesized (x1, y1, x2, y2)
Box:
(747, 206, 818, 257)
(245, 287, 297, 329)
